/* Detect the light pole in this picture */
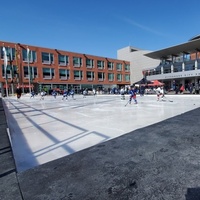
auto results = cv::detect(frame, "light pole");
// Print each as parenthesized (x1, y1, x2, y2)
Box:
(27, 46, 31, 94)
(8, 46, 14, 96)
(2, 44, 9, 97)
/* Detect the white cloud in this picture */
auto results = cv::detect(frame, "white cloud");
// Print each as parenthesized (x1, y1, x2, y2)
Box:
(123, 17, 167, 37)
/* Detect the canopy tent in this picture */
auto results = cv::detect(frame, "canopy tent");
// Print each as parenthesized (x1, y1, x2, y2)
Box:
(147, 80, 164, 86)
(133, 78, 152, 85)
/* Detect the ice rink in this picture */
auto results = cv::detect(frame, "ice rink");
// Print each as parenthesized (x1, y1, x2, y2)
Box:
(3, 93, 200, 172)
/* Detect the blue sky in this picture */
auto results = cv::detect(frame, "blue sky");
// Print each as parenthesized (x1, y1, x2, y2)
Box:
(1, 0, 200, 58)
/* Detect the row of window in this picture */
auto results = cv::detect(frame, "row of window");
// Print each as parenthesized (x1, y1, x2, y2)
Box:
(2, 65, 130, 82)
(0, 47, 130, 71)
(146, 62, 200, 76)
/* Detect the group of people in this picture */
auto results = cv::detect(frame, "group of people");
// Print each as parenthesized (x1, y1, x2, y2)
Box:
(82, 88, 96, 98)
(61, 89, 75, 100)
(15, 85, 166, 104)
(124, 85, 165, 105)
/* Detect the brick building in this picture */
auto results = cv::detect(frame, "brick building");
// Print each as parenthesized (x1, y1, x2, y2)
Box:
(0, 41, 130, 95)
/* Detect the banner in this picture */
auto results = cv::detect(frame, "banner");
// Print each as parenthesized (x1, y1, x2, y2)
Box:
(2, 47, 8, 77)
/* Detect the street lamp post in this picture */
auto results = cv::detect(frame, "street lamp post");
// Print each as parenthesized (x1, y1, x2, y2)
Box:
(8, 47, 14, 96)
(27, 47, 31, 94)
(3, 44, 9, 97)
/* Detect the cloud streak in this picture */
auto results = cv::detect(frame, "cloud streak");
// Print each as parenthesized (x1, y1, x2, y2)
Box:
(122, 17, 167, 37)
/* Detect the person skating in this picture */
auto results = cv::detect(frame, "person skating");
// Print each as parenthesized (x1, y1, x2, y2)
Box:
(30, 91, 35, 98)
(62, 89, 68, 100)
(129, 86, 138, 104)
(155, 86, 164, 101)
(16, 86, 22, 99)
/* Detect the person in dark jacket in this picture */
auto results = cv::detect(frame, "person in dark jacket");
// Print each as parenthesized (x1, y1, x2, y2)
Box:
(16, 86, 22, 99)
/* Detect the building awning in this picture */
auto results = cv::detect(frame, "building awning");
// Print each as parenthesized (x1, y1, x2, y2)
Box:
(144, 38, 200, 59)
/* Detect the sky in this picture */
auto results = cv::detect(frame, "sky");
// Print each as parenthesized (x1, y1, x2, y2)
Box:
(1, 0, 200, 59)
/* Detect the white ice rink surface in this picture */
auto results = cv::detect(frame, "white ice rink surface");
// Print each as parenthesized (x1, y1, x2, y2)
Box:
(3, 94, 200, 172)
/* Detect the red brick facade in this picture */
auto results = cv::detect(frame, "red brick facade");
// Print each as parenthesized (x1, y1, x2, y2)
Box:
(0, 41, 130, 94)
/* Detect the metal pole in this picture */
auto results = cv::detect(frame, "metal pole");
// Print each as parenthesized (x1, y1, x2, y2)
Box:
(27, 47, 31, 94)
(3, 44, 9, 98)
(5, 78, 8, 98)
(8, 47, 14, 96)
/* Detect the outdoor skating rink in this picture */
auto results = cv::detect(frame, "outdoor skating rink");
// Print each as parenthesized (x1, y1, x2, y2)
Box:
(3, 94, 200, 172)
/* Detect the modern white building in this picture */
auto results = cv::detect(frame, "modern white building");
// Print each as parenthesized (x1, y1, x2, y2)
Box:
(118, 35, 200, 91)
(117, 46, 159, 84)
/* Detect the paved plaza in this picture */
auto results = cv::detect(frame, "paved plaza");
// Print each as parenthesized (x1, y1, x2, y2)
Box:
(2, 93, 200, 199)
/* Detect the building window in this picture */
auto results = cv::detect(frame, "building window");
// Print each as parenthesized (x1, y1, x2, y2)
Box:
(2, 65, 17, 79)
(117, 63, 122, 71)
(98, 72, 105, 81)
(125, 64, 130, 72)
(73, 57, 82, 67)
(97, 60, 104, 69)
(59, 69, 69, 80)
(22, 49, 37, 63)
(108, 61, 114, 70)
(23, 66, 37, 80)
(125, 74, 130, 82)
(108, 73, 114, 81)
(74, 70, 83, 80)
(42, 52, 54, 64)
(0, 46, 15, 60)
(117, 74, 122, 81)
(42, 68, 54, 79)
(86, 58, 94, 68)
(86, 71, 95, 80)
(58, 55, 69, 66)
